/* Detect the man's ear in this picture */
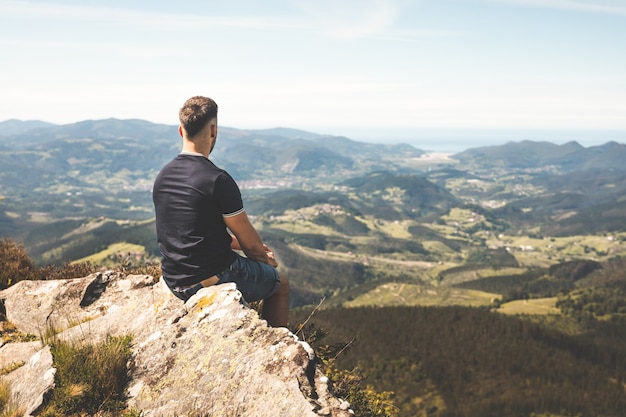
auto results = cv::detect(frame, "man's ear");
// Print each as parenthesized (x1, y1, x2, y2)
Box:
(178, 125, 184, 138)
(210, 122, 217, 139)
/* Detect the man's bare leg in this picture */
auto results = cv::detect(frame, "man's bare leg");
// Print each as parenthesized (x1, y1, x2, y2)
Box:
(262, 273, 290, 327)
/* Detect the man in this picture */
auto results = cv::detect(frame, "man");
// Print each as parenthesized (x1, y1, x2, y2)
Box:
(153, 96, 289, 327)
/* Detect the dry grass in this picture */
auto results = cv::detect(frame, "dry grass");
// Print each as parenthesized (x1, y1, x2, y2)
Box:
(38, 326, 134, 417)
(0, 381, 24, 417)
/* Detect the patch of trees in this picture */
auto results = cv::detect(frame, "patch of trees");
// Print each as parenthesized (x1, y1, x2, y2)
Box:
(312, 214, 370, 236)
(456, 260, 605, 303)
(465, 247, 518, 268)
(500, 260, 603, 302)
(293, 305, 626, 417)
(407, 224, 466, 252)
(23, 219, 85, 245)
(23, 220, 159, 266)
(439, 248, 521, 285)
(557, 284, 626, 319)
(494, 192, 626, 237)
(531, 169, 626, 204)
(246, 190, 342, 216)
(540, 200, 626, 236)
(549, 259, 601, 281)
(282, 232, 330, 250)
(358, 235, 428, 257)
(455, 270, 542, 295)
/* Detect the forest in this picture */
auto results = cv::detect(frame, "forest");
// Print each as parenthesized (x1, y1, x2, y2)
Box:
(292, 304, 626, 417)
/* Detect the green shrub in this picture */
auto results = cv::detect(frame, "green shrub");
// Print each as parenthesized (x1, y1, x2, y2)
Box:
(0, 237, 100, 287)
(40, 334, 133, 416)
(0, 238, 39, 289)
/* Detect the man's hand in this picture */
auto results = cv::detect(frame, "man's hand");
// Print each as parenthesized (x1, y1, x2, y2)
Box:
(264, 244, 278, 267)
(231, 232, 278, 267)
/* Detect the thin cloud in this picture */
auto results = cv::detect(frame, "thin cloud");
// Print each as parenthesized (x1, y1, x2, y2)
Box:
(1, 0, 450, 42)
(0, 0, 300, 32)
(487, 0, 626, 15)
(0, 37, 185, 58)
(292, 0, 404, 39)
(372, 28, 465, 42)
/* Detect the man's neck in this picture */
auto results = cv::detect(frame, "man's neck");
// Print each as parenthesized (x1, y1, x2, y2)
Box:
(178, 122, 216, 158)
(181, 140, 210, 158)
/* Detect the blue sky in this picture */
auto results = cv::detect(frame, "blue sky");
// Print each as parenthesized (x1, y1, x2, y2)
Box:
(1, 0, 625, 147)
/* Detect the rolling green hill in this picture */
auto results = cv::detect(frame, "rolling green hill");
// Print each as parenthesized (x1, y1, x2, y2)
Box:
(2, 119, 626, 417)
(340, 171, 458, 221)
(3, 119, 624, 312)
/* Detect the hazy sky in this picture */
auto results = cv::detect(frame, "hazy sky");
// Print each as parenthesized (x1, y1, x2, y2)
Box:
(1, 0, 625, 145)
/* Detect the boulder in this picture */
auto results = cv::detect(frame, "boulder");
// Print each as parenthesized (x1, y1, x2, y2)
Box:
(1, 345, 54, 416)
(0, 274, 351, 416)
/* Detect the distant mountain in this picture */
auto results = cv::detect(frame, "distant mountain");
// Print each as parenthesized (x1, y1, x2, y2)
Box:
(0, 119, 57, 137)
(0, 118, 426, 225)
(0, 118, 178, 149)
(454, 140, 626, 171)
(1, 118, 625, 242)
(0, 118, 423, 176)
(0, 119, 180, 192)
(212, 128, 425, 179)
(245, 127, 326, 140)
(339, 171, 458, 220)
(575, 141, 626, 171)
(212, 127, 423, 158)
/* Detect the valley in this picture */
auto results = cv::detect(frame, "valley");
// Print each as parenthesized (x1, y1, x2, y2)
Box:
(2, 118, 624, 317)
(1, 119, 625, 416)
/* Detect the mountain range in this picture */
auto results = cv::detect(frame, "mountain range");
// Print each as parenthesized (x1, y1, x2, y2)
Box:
(455, 139, 626, 171)
(1, 118, 624, 239)
(2, 118, 626, 417)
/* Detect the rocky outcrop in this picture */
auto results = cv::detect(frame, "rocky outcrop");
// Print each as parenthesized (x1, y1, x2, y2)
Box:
(0, 272, 352, 416)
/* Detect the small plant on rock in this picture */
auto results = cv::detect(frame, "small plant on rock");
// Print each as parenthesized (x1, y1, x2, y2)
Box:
(39, 333, 134, 417)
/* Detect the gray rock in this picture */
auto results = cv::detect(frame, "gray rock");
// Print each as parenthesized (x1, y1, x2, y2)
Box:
(0, 275, 352, 416)
(1, 345, 54, 417)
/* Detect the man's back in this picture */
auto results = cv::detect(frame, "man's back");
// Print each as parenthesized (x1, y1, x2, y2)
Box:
(153, 153, 240, 288)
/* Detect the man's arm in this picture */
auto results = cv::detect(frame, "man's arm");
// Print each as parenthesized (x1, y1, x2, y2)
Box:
(224, 211, 277, 267)
(229, 234, 242, 251)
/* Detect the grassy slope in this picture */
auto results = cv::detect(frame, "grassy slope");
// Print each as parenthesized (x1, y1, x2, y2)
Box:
(72, 242, 147, 266)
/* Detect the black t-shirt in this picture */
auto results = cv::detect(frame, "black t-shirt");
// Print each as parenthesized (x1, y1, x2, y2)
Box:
(152, 154, 242, 288)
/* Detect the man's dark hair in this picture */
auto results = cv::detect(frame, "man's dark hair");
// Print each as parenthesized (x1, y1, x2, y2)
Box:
(179, 96, 218, 138)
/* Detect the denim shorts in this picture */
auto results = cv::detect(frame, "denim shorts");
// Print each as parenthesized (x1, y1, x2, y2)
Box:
(171, 253, 280, 303)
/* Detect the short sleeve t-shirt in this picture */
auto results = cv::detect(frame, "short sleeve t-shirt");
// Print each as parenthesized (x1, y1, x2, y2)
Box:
(152, 153, 242, 288)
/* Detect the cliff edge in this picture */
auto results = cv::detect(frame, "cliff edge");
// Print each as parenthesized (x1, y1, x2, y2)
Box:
(0, 272, 352, 416)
